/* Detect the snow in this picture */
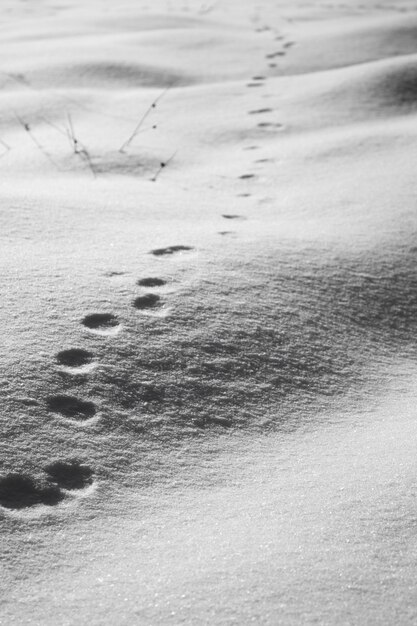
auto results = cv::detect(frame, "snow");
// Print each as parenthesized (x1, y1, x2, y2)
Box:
(1, 0, 417, 624)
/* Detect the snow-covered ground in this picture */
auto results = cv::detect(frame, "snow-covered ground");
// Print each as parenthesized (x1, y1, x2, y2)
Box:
(1, 0, 417, 624)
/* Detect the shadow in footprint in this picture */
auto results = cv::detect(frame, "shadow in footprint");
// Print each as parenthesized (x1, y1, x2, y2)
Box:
(44, 459, 93, 490)
(150, 245, 193, 256)
(249, 108, 273, 115)
(258, 122, 284, 130)
(133, 294, 161, 310)
(137, 278, 166, 287)
(82, 313, 120, 333)
(47, 395, 96, 421)
(57, 349, 94, 368)
(0, 473, 63, 510)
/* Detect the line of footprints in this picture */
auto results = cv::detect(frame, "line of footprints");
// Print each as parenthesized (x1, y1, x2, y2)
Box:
(0, 245, 194, 513)
(0, 32, 296, 512)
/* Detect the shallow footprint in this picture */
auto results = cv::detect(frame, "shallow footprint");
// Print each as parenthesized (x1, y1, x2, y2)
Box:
(0, 473, 63, 510)
(133, 293, 161, 310)
(249, 108, 273, 115)
(47, 395, 97, 421)
(44, 459, 94, 490)
(57, 349, 94, 368)
(258, 122, 284, 130)
(150, 245, 193, 256)
(137, 277, 166, 287)
(82, 313, 120, 335)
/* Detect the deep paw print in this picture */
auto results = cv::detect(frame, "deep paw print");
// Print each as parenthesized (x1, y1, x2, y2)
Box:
(44, 459, 94, 490)
(82, 313, 120, 335)
(137, 277, 166, 287)
(56, 348, 94, 368)
(47, 395, 97, 421)
(133, 293, 161, 310)
(0, 473, 64, 510)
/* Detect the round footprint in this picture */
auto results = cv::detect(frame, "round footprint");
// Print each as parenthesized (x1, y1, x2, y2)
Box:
(47, 395, 96, 421)
(44, 459, 93, 490)
(137, 278, 166, 287)
(133, 293, 161, 310)
(82, 313, 120, 334)
(57, 349, 94, 367)
(0, 473, 63, 509)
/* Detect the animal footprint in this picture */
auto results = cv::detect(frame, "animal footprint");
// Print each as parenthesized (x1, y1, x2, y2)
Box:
(150, 245, 193, 256)
(44, 459, 94, 490)
(47, 395, 97, 421)
(0, 473, 63, 510)
(57, 348, 94, 369)
(133, 293, 161, 310)
(249, 108, 273, 115)
(137, 277, 166, 287)
(82, 313, 120, 335)
(257, 122, 284, 130)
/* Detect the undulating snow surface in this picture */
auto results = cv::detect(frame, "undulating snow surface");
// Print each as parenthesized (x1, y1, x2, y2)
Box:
(1, 0, 417, 624)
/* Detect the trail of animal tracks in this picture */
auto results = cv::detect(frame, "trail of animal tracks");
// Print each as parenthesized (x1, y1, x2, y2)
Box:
(2, 0, 417, 624)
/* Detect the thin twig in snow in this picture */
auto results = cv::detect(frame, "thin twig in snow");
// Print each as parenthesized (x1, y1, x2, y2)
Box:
(150, 150, 177, 182)
(119, 87, 170, 153)
(14, 112, 61, 171)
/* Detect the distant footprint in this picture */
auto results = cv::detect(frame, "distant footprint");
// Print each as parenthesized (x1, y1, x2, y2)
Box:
(82, 313, 120, 335)
(47, 395, 97, 421)
(222, 214, 245, 220)
(137, 277, 166, 287)
(133, 293, 161, 310)
(247, 83, 263, 88)
(249, 108, 273, 115)
(56, 348, 94, 368)
(266, 51, 285, 59)
(150, 245, 193, 256)
(257, 122, 284, 130)
(239, 174, 255, 180)
(0, 473, 63, 510)
(44, 459, 93, 490)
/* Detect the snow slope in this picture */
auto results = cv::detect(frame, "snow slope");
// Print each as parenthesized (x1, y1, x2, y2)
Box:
(1, 0, 417, 624)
